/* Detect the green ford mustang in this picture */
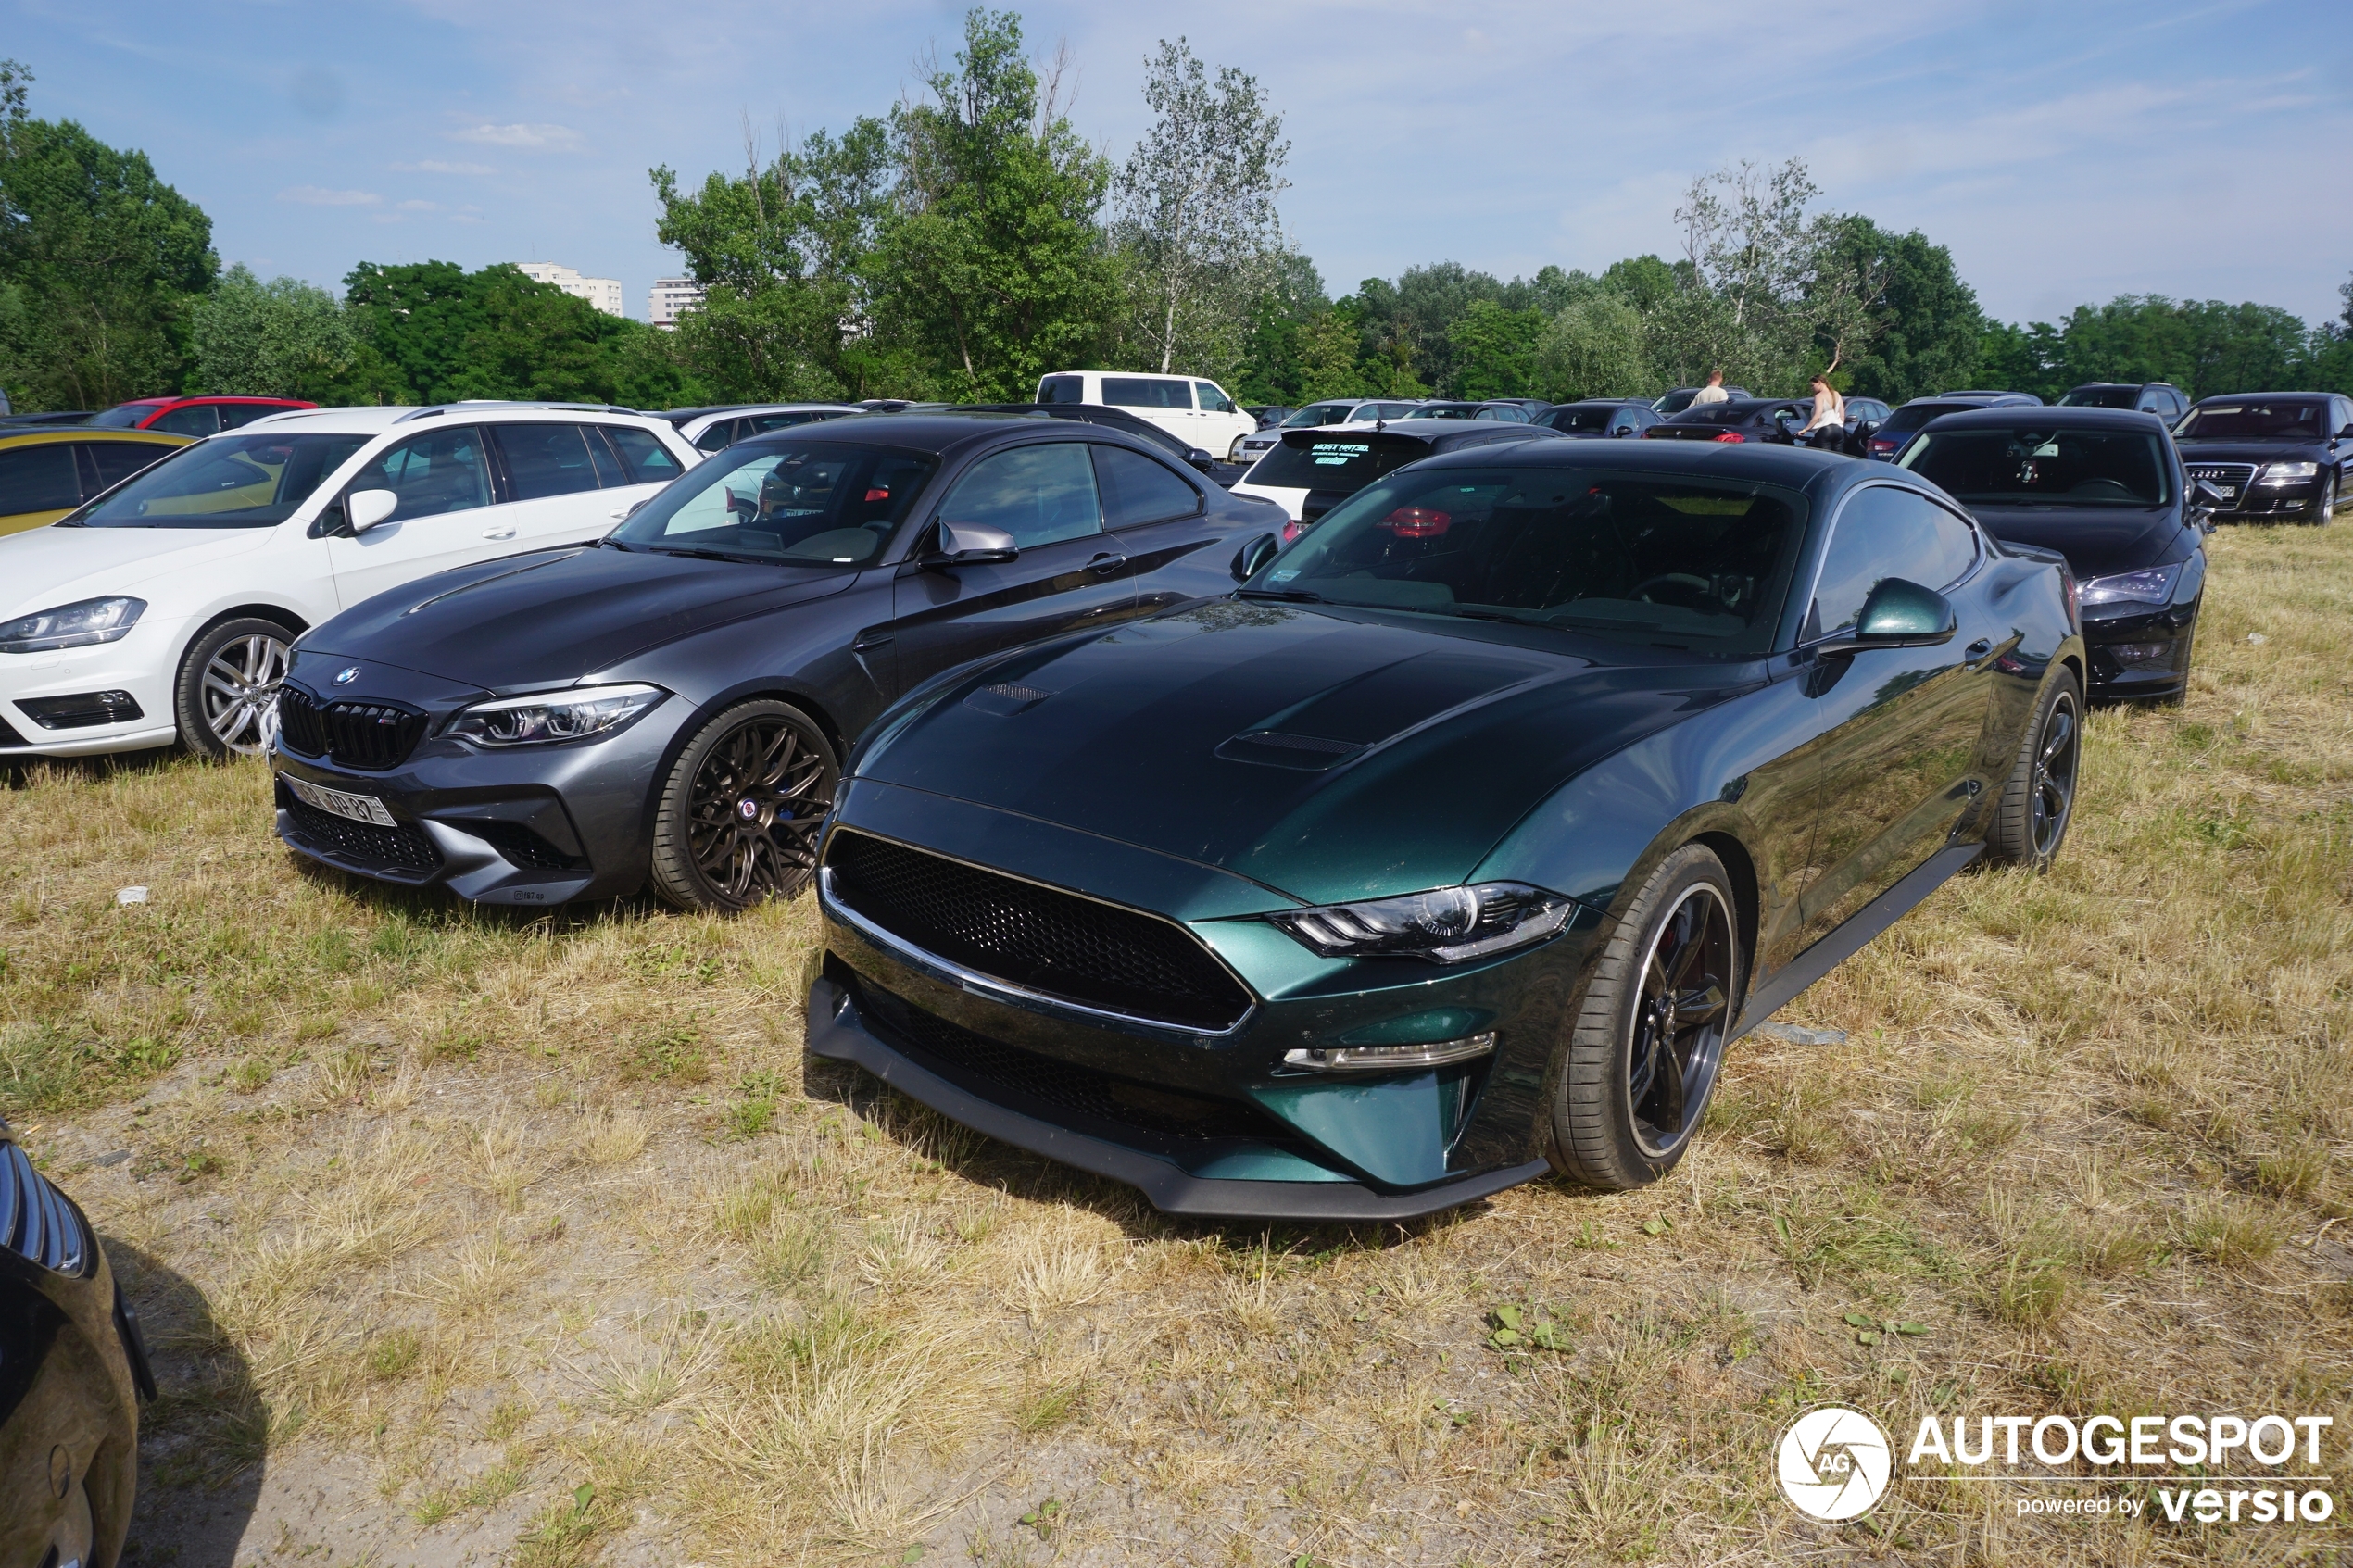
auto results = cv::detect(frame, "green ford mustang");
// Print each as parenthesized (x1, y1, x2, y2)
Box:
(805, 440, 2087, 1219)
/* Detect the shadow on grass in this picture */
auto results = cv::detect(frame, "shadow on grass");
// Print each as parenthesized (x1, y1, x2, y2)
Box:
(106, 1238, 262, 1568)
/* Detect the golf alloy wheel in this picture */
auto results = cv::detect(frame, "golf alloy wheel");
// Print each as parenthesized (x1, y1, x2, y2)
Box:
(1626, 883, 1735, 1160)
(173, 616, 297, 759)
(648, 700, 838, 911)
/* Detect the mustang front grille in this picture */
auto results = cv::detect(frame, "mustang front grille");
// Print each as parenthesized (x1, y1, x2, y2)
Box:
(824, 830, 1252, 1033)
(1, 1139, 86, 1275)
(277, 684, 426, 771)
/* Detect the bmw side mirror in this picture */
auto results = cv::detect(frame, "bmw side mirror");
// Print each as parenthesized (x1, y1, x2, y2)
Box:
(346, 488, 399, 534)
(1187, 447, 1216, 474)
(1231, 531, 1279, 583)
(924, 521, 1019, 568)
(1814, 579, 1957, 657)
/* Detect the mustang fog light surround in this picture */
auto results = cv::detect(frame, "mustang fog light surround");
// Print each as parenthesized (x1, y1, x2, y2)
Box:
(0, 596, 145, 654)
(1268, 881, 1577, 963)
(2258, 461, 2317, 485)
(446, 684, 666, 746)
(2077, 563, 2180, 607)
(1283, 1033, 1498, 1073)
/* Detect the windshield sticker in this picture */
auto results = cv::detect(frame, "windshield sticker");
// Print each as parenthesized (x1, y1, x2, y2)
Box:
(1659, 495, 1757, 516)
(1312, 443, 1369, 455)
(1269, 569, 1300, 583)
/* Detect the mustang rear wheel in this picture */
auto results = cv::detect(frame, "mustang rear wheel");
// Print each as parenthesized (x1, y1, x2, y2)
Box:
(1982, 668, 2081, 872)
(174, 616, 295, 759)
(1546, 843, 1742, 1190)
(648, 700, 837, 912)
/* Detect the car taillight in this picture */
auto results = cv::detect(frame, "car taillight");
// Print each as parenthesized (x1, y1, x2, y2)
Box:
(1280, 519, 1304, 544)
(1378, 507, 1451, 538)
(1713, 432, 1746, 443)
(864, 487, 891, 502)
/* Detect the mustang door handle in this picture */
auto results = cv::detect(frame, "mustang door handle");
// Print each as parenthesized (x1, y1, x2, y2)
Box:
(482, 526, 517, 540)
(1088, 551, 1127, 575)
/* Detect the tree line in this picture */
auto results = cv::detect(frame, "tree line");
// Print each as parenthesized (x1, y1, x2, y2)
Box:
(2, 19, 2349, 418)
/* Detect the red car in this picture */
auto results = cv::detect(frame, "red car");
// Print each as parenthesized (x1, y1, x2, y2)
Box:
(87, 395, 316, 437)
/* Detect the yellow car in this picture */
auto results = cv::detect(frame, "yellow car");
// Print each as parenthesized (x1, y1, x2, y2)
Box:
(0, 427, 194, 536)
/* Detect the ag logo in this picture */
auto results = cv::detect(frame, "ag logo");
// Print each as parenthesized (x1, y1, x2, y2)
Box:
(334, 666, 361, 684)
(1777, 1404, 1893, 1522)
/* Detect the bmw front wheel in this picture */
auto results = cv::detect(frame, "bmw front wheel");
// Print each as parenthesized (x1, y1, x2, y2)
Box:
(1547, 843, 1742, 1190)
(648, 699, 838, 912)
(174, 616, 295, 759)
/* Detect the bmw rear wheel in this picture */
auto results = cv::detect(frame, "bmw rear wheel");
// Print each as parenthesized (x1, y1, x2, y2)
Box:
(174, 616, 295, 759)
(648, 699, 838, 912)
(1547, 843, 1742, 1190)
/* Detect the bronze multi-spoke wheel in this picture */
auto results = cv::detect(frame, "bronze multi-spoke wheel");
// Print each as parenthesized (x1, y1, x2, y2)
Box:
(1548, 843, 1743, 1189)
(173, 616, 295, 759)
(648, 700, 838, 911)
(1983, 668, 2081, 872)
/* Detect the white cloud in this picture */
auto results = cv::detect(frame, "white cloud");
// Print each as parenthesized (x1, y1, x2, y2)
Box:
(397, 199, 439, 211)
(394, 159, 497, 176)
(449, 123, 581, 150)
(276, 185, 381, 207)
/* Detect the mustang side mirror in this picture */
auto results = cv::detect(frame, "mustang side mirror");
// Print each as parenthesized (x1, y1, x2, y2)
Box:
(346, 488, 399, 534)
(1813, 578, 1957, 657)
(923, 521, 1019, 568)
(1231, 532, 1279, 583)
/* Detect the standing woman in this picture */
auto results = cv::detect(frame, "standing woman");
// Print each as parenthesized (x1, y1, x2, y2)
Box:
(1802, 374, 1847, 451)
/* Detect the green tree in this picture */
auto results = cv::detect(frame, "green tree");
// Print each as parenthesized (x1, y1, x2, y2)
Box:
(870, 9, 1121, 401)
(1815, 217, 1983, 402)
(341, 260, 688, 407)
(0, 60, 217, 409)
(1534, 293, 1653, 403)
(189, 264, 371, 402)
(1449, 299, 1546, 399)
(1232, 249, 1328, 405)
(1293, 307, 1374, 401)
(1112, 37, 1290, 381)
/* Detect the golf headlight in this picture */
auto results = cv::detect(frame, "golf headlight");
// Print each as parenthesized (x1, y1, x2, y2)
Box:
(1268, 881, 1577, 963)
(2077, 563, 2181, 607)
(446, 684, 665, 746)
(2259, 462, 2317, 484)
(0, 596, 145, 654)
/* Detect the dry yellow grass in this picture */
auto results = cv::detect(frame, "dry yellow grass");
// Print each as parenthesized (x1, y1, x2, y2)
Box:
(3, 521, 2348, 1564)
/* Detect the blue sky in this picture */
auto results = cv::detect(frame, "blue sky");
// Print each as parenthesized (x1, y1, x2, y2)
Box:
(8, 0, 2348, 327)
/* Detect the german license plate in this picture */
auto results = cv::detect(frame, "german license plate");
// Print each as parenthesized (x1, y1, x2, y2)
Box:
(2212, 485, 2236, 500)
(284, 775, 396, 827)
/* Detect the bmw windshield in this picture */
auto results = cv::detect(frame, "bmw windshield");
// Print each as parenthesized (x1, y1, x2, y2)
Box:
(1243, 466, 1805, 653)
(607, 440, 937, 567)
(64, 433, 370, 528)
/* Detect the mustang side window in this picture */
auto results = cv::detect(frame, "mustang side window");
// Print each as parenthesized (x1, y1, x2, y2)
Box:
(1811, 486, 1977, 635)
(937, 442, 1103, 548)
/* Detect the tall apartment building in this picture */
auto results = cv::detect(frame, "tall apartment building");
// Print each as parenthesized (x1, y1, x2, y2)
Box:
(514, 262, 625, 318)
(649, 278, 707, 331)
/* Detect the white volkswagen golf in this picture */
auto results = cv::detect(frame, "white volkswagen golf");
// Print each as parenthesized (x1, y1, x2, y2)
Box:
(0, 403, 700, 760)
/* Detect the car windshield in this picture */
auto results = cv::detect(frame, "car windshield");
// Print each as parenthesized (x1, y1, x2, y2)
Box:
(1403, 404, 1482, 419)
(2175, 401, 2327, 440)
(86, 405, 161, 429)
(2058, 386, 2143, 409)
(65, 432, 370, 528)
(1246, 434, 1431, 494)
(1879, 402, 1969, 438)
(608, 440, 936, 567)
(1899, 426, 2171, 507)
(1281, 403, 1360, 428)
(1245, 466, 1805, 653)
(1669, 402, 1768, 427)
(1542, 406, 1619, 433)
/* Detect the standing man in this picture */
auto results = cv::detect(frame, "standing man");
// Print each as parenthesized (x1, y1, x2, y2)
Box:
(1692, 370, 1730, 406)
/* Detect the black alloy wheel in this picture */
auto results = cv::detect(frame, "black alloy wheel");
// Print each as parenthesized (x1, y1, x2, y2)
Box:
(173, 615, 296, 759)
(1548, 843, 1743, 1190)
(1982, 669, 2082, 871)
(648, 699, 838, 912)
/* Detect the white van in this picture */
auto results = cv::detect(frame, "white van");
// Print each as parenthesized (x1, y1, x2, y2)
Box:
(1036, 371, 1256, 463)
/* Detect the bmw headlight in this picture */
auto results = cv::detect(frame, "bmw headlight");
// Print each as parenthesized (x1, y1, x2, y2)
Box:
(1268, 881, 1578, 963)
(2258, 461, 2317, 484)
(0, 596, 145, 654)
(445, 684, 666, 746)
(2077, 563, 2181, 607)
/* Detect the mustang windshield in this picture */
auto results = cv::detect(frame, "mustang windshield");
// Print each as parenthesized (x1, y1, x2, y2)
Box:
(66, 433, 370, 528)
(2174, 401, 2327, 440)
(1249, 467, 1806, 653)
(609, 440, 937, 567)
(1900, 426, 2171, 507)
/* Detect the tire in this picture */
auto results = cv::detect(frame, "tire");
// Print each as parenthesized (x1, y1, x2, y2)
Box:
(173, 616, 295, 759)
(647, 699, 838, 912)
(2308, 471, 2336, 526)
(1546, 843, 1743, 1190)
(1982, 668, 2082, 871)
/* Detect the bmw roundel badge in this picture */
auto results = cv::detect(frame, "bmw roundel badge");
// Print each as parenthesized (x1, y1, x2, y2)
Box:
(334, 666, 361, 684)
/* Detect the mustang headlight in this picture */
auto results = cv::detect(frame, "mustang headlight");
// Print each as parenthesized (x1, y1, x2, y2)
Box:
(1267, 881, 1578, 963)
(446, 683, 665, 746)
(2077, 563, 2181, 607)
(2258, 461, 2317, 484)
(0, 596, 145, 654)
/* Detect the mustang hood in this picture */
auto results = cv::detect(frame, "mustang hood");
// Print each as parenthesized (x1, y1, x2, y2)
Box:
(0, 525, 271, 618)
(1969, 505, 2190, 579)
(304, 545, 858, 685)
(859, 600, 1732, 905)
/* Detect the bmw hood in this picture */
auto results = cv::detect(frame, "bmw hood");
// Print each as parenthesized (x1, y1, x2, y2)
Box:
(1969, 505, 2190, 578)
(857, 600, 1730, 906)
(301, 545, 860, 686)
(0, 525, 271, 619)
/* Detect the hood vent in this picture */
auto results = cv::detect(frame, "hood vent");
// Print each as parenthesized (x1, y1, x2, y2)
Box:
(1214, 729, 1366, 771)
(963, 681, 1056, 717)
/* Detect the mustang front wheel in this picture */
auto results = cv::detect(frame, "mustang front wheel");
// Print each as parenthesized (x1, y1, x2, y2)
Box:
(648, 700, 838, 912)
(1547, 843, 1742, 1190)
